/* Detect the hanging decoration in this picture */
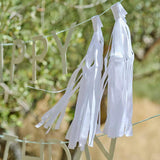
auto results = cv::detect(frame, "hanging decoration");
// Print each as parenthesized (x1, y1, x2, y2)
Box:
(103, 2, 134, 138)
(36, 15, 104, 150)
(66, 15, 104, 150)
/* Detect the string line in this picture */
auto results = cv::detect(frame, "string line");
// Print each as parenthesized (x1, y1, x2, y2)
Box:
(132, 113, 160, 126)
(1, 0, 124, 46)
(0, 113, 159, 144)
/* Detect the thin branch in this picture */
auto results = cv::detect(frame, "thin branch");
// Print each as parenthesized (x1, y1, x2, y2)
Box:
(134, 67, 160, 80)
(134, 53, 143, 61)
(135, 37, 160, 61)
(74, 0, 108, 9)
(144, 38, 160, 59)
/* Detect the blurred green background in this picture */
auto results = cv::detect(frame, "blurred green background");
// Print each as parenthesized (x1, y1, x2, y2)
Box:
(0, 0, 160, 160)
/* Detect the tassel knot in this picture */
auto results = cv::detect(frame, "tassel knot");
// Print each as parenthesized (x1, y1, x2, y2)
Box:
(111, 2, 127, 21)
(91, 15, 103, 32)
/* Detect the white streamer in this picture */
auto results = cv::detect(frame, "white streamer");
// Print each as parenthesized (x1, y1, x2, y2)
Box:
(66, 15, 104, 151)
(36, 15, 105, 151)
(103, 2, 134, 138)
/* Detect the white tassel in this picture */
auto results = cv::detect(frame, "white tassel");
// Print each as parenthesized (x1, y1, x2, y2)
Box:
(66, 15, 104, 150)
(103, 2, 134, 138)
(36, 15, 104, 150)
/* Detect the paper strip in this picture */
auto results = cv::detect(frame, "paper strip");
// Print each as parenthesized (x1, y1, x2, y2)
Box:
(52, 22, 76, 74)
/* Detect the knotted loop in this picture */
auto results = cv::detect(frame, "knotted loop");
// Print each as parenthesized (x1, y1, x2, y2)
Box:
(111, 2, 127, 21)
(91, 15, 103, 32)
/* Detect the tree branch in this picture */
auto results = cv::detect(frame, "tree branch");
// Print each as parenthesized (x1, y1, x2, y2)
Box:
(74, 0, 108, 9)
(144, 37, 160, 59)
(134, 67, 160, 80)
(135, 37, 160, 61)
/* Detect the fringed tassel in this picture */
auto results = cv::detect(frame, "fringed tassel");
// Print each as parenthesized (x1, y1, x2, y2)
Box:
(36, 15, 104, 150)
(35, 64, 83, 133)
(66, 15, 104, 150)
(103, 2, 134, 138)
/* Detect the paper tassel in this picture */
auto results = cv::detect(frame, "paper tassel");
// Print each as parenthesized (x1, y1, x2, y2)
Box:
(103, 2, 134, 138)
(36, 15, 104, 150)
(66, 15, 104, 150)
